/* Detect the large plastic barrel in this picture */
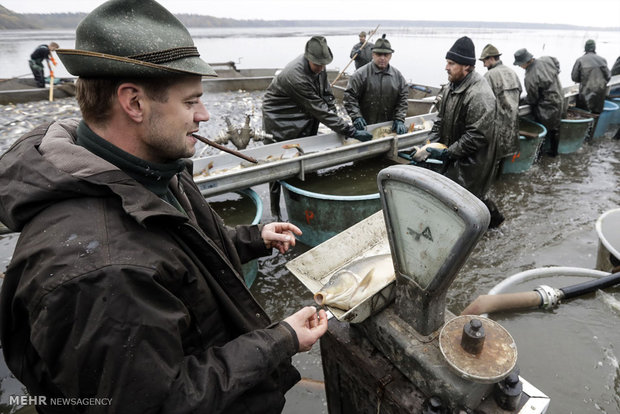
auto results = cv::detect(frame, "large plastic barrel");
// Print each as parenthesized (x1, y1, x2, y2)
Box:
(280, 158, 392, 247)
(595, 208, 620, 272)
(501, 117, 546, 174)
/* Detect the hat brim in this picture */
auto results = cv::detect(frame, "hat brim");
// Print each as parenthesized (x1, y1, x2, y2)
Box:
(372, 48, 394, 54)
(57, 49, 217, 77)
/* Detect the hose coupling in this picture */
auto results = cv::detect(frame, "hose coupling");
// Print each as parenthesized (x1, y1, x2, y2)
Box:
(534, 285, 562, 309)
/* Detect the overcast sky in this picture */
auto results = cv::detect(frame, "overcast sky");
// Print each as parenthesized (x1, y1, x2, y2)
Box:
(2, 0, 620, 28)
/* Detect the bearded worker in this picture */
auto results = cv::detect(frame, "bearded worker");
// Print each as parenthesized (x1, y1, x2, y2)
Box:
(0, 1, 328, 413)
(414, 36, 503, 228)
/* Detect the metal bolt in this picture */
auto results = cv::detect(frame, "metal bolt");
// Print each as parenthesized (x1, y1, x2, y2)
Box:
(494, 371, 523, 411)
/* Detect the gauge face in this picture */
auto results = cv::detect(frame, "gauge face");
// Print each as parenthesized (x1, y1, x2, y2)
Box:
(382, 180, 466, 289)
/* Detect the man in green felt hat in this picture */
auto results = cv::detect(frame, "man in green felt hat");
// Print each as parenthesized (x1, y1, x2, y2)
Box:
(344, 34, 409, 136)
(0, 1, 328, 412)
(350, 30, 374, 70)
(479, 44, 522, 164)
(262, 35, 372, 217)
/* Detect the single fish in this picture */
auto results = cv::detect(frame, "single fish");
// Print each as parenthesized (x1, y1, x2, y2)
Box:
(371, 126, 396, 139)
(314, 254, 395, 311)
(411, 141, 447, 162)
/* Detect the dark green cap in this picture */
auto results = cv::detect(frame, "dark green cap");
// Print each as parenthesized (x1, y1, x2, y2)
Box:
(585, 39, 596, 52)
(513, 48, 534, 66)
(304, 36, 333, 65)
(56, 0, 216, 78)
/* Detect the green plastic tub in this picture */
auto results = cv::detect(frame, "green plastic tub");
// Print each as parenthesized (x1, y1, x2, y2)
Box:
(501, 118, 546, 174)
(557, 110, 594, 154)
(280, 158, 392, 247)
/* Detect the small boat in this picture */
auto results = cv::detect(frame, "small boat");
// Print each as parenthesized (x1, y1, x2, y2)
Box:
(0, 76, 76, 105)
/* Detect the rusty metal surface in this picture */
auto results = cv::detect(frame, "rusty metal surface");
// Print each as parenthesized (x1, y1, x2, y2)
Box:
(439, 315, 517, 384)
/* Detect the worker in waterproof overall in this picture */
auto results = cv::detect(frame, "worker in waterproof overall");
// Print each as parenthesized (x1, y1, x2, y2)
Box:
(513, 48, 564, 157)
(343, 34, 409, 136)
(571, 39, 611, 114)
(28, 41, 59, 88)
(479, 44, 522, 167)
(412, 36, 504, 228)
(262, 35, 372, 218)
(0, 1, 328, 413)
(350, 31, 374, 70)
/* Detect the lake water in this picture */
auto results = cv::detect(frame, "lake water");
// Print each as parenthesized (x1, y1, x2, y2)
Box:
(1, 26, 620, 414)
(1, 26, 619, 88)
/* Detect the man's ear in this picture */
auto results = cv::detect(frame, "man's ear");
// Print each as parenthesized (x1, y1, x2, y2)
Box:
(117, 83, 145, 123)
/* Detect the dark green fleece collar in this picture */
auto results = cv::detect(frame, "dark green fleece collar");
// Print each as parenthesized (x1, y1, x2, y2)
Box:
(76, 121, 185, 197)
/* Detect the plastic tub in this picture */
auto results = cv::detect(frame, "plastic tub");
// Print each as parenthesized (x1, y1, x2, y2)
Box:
(557, 110, 594, 153)
(595, 208, 620, 272)
(501, 118, 546, 174)
(592, 100, 619, 139)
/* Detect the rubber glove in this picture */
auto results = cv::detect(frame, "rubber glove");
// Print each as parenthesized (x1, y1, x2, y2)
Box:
(410, 146, 430, 162)
(426, 147, 449, 161)
(353, 117, 367, 131)
(352, 130, 373, 142)
(392, 119, 408, 135)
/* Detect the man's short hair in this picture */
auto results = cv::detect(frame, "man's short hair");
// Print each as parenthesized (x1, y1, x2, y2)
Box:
(76, 77, 179, 126)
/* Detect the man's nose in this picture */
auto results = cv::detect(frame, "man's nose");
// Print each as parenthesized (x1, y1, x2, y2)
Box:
(196, 101, 210, 122)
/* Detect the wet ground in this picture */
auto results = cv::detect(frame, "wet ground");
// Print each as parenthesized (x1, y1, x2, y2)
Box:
(1, 93, 619, 413)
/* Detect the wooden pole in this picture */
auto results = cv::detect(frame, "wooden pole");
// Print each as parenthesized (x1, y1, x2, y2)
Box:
(330, 25, 380, 87)
(192, 133, 258, 164)
(49, 72, 54, 102)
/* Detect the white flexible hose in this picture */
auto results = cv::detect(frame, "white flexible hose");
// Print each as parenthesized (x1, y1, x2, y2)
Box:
(489, 267, 610, 295)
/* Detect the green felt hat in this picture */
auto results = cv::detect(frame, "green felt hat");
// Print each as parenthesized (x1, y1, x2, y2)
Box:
(479, 44, 501, 60)
(372, 34, 394, 54)
(56, 0, 216, 78)
(304, 36, 333, 65)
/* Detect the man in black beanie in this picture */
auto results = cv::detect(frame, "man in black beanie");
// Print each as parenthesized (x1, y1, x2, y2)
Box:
(413, 36, 503, 228)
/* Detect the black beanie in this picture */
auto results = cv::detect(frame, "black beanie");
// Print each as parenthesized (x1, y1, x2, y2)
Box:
(446, 36, 476, 66)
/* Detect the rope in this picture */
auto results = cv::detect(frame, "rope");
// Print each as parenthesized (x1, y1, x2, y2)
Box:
(128, 47, 200, 64)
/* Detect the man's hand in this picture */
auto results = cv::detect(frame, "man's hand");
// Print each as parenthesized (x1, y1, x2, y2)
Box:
(283, 306, 328, 352)
(351, 130, 373, 142)
(392, 119, 408, 135)
(353, 117, 367, 130)
(426, 147, 449, 161)
(262, 222, 302, 254)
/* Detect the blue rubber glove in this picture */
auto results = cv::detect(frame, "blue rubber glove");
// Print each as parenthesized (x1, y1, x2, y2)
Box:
(353, 117, 367, 130)
(426, 147, 449, 161)
(352, 130, 373, 142)
(392, 119, 408, 135)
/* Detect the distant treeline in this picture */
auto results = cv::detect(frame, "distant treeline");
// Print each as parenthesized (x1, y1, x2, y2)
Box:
(0, 5, 618, 31)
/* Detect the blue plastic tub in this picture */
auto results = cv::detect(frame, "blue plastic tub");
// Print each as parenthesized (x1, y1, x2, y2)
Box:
(592, 100, 619, 139)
